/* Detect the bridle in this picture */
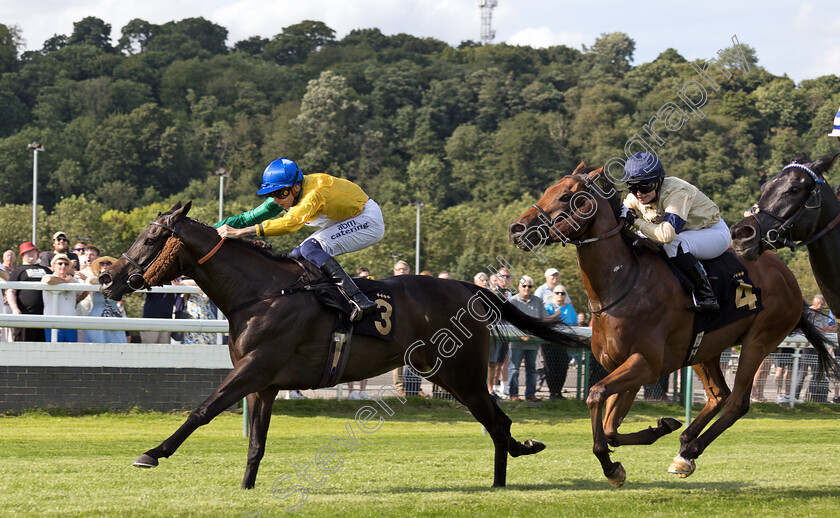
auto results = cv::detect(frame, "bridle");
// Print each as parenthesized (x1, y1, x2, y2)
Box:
(529, 172, 636, 314)
(121, 219, 226, 291)
(530, 173, 623, 247)
(748, 163, 840, 249)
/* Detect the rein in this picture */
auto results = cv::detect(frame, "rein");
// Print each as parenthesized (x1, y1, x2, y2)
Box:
(531, 172, 638, 314)
(123, 217, 332, 316)
(122, 220, 228, 291)
(531, 173, 624, 246)
(750, 163, 840, 249)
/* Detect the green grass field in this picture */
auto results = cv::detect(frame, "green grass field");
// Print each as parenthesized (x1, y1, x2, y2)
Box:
(1, 400, 839, 517)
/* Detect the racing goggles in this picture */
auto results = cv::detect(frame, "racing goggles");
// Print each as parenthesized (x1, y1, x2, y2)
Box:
(627, 180, 659, 195)
(271, 187, 293, 199)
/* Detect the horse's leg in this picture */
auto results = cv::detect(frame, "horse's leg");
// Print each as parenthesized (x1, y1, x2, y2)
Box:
(430, 374, 525, 488)
(133, 356, 272, 470)
(587, 352, 659, 487)
(674, 343, 768, 476)
(242, 388, 280, 489)
(669, 359, 730, 477)
(603, 388, 682, 447)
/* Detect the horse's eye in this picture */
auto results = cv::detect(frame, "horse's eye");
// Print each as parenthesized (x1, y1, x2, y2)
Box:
(791, 187, 801, 194)
(559, 193, 572, 203)
(144, 238, 155, 246)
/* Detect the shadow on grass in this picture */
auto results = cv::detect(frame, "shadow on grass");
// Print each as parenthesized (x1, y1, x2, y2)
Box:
(320, 480, 840, 496)
(313, 478, 756, 495)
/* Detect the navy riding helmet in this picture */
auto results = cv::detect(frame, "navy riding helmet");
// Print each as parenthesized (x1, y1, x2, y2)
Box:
(622, 151, 665, 183)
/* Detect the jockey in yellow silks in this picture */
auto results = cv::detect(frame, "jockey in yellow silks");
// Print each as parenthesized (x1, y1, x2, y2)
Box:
(215, 158, 384, 321)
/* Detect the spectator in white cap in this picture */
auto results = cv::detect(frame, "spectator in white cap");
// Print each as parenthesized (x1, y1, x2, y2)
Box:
(829, 106, 840, 142)
(39, 231, 80, 270)
(534, 267, 572, 306)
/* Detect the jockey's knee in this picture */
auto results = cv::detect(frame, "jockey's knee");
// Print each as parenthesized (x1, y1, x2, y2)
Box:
(298, 238, 331, 267)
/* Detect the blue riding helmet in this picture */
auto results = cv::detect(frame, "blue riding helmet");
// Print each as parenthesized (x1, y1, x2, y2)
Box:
(622, 152, 665, 183)
(257, 158, 303, 195)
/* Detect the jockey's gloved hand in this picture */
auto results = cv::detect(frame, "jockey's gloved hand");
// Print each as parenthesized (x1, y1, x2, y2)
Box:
(619, 205, 637, 227)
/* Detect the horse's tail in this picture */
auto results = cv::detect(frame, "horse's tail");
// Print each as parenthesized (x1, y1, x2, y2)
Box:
(457, 282, 590, 351)
(796, 302, 840, 381)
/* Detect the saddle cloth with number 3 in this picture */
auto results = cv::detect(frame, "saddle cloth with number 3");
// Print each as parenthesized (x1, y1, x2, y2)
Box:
(314, 277, 396, 342)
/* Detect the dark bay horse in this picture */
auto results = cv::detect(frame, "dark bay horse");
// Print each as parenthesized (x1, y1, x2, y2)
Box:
(99, 202, 586, 489)
(731, 154, 840, 315)
(508, 163, 838, 487)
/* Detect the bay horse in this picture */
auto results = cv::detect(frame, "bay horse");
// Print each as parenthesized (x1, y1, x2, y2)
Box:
(731, 153, 840, 316)
(508, 163, 838, 487)
(98, 202, 586, 489)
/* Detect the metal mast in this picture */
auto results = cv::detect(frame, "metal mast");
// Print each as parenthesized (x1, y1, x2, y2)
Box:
(479, 0, 497, 44)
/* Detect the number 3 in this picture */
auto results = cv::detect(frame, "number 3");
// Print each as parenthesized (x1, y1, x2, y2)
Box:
(374, 299, 393, 335)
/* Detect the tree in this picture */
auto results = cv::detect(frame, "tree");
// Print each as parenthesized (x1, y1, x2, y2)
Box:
(234, 36, 269, 55)
(158, 17, 228, 55)
(753, 78, 807, 131)
(118, 19, 157, 54)
(584, 32, 636, 78)
(264, 20, 335, 66)
(290, 70, 365, 177)
(0, 23, 23, 73)
(41, 34, 68, 53)
(69, 16, 113, 53)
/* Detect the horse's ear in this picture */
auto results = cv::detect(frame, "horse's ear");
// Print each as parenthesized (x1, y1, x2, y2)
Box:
(573, 161, 587, 173)
(812, 153, 839, 175)
(791, 153, 810, 164)
(171, 201, 191, 220)
(587, 166, 605, 180)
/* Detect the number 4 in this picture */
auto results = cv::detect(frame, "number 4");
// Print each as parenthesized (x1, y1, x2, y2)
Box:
(735, 283, 757, 310)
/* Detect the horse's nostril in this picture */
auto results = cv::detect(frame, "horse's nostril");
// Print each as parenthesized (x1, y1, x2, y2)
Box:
(737, 226, 755, 239)
(509, 223, 525, 235)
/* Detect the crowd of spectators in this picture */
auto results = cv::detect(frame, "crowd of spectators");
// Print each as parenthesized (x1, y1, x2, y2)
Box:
(2, 236, 835, 406)
(0, 233, 221, 346)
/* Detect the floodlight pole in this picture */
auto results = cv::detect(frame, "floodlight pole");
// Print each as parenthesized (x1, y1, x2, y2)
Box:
(410, 201, 425, 274)
(28, 142, 44, 245)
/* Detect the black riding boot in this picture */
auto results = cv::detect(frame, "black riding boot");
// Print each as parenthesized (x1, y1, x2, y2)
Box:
(678, 254, 719, 312)
(320, 257, 376, 322)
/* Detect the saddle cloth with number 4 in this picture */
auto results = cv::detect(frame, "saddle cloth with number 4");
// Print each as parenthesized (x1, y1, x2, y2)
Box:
(668, 249, 763, 366)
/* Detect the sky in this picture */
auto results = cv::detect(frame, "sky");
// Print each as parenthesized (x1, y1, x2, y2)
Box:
(3, 0, 839, 83)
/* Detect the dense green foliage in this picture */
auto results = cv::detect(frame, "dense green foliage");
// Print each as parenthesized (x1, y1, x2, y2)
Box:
(1, 18, 839, 307)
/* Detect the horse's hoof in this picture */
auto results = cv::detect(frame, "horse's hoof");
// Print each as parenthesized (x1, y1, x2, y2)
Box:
(658, 417, 683, 433)
(607, 462, 626, 488)
(133, 454, 159, 468)
(523, 439, 546, 454)
(667, 455, 696, 478)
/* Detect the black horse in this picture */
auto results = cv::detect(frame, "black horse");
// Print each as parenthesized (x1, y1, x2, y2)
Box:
(731, 154, 840, 313)
(99, 202, 586, 489)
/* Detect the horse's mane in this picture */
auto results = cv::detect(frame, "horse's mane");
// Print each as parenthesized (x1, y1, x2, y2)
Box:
(578, 165, 658, 254)
(576, 165, 623, 217)
(183, 217, 299, 265)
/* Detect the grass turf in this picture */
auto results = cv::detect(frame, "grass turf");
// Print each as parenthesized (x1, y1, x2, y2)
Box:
(1, 399, 838, 517)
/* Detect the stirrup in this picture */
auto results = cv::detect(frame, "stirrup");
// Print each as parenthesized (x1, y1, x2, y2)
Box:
(349, 299, 376, 322)
(687, 292, 719, 312)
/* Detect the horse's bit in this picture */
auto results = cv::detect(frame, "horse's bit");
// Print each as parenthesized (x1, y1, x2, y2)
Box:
(748, 163, 838, 249)
(530, 172, 636, 314)
(121, 219, 226, 291)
